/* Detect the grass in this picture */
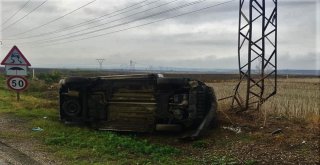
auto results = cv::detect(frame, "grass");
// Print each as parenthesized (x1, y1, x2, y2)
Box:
(263, 78, 319, 119)
(209, 77, 320, 122)
(39, 125, 180, 164)
(0, 104, 180, 164)
(192, 140, 209, 149)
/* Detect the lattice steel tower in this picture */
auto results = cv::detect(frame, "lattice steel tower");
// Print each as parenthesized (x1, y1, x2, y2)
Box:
(232, 0, 277, 110)
(96, 59, 105, 70)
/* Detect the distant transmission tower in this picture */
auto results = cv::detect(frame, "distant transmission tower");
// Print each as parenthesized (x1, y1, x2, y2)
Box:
(96, 59, 105, 70)
(232, 0, 278, 111)
(129, 60, 136, 71)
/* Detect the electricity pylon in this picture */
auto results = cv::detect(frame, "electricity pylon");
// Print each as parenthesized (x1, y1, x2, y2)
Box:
(96, 59, 105, 70)
(232, 0, 278, 111)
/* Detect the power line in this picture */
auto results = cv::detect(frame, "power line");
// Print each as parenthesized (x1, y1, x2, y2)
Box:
(2, 0, 32, 25)
(18, 0, 203, 45)
(37, 0, 179, 42)
(5, 0, 156, 40)
(35, 0, 236, 47)
(1, 0, 48, 32)
(8, 0, 97, 37)
(6, 0, 176, 44)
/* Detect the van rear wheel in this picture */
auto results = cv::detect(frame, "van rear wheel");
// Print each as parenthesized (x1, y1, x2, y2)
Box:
(62, 99, 81, 117)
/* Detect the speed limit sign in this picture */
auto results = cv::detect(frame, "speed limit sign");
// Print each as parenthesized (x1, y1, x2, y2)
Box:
(7, 76, 28, 91)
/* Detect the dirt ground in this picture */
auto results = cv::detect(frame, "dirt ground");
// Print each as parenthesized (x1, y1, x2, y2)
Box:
(0, 114, 61, 165)
(143, 110, 320, 164)
(211, 111, 320, 164)
(0, 110, 319, 164)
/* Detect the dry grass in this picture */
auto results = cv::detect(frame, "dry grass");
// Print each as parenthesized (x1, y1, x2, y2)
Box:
(208, 77, 320, 123)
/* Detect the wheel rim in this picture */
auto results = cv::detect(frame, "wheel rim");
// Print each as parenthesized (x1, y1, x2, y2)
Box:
(62, 99, 81, 116)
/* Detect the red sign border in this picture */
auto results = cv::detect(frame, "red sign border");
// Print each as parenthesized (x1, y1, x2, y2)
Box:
(7, 76, 29, 92)
(1, 45, 31, 66)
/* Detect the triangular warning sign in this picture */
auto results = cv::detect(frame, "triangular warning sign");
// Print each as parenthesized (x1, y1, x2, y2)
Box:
(1, 45, 31, 66)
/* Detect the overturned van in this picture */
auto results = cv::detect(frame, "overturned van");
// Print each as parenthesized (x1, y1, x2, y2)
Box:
(59, 74, 217, 139)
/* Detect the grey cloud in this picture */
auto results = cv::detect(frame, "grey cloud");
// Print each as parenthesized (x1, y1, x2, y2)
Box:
(153, 54, 238, 69)
(82, 7, 106, 17)
(101, 0, 238, 25)
(129, 25, 237, 48)
(279, 0, 316, 7)
(15, 1, 48, 13)
(1, 0, 318, 70)
(182, 39, 236, 46)
(175, 33, 236, 46)
(34, 3, 63, 14)
(278, 52, 319, 70)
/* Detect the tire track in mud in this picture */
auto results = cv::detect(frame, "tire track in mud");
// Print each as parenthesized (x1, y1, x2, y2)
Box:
(0, 141, 41, 165)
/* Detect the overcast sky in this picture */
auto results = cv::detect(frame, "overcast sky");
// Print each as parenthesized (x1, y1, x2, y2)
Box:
(0, 0, 319, 70)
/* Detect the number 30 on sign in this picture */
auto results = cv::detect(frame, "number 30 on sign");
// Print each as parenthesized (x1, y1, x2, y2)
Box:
(7, 76, 28, 91)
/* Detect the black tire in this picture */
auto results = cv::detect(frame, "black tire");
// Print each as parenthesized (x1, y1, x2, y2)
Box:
(62, 99, 81, 117)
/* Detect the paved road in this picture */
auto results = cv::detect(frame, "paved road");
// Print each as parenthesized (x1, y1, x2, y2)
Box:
(0, 141, 41, 165)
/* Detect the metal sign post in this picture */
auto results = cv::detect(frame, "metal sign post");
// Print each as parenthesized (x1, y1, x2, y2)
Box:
(17, 92, 20, 102)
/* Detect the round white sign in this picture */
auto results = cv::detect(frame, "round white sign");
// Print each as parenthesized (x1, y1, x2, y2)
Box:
(7, 76, 28, 91)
